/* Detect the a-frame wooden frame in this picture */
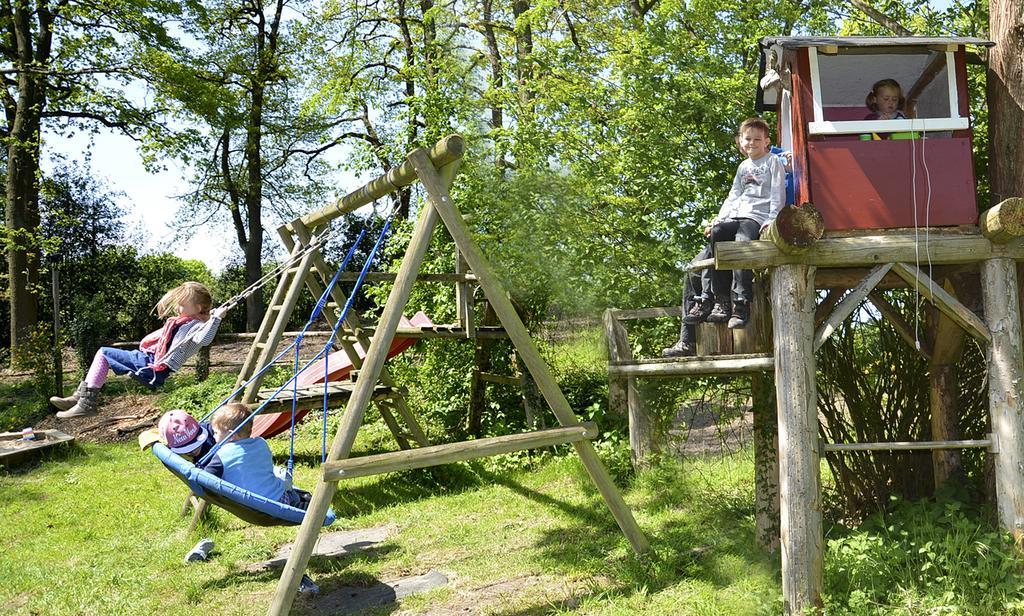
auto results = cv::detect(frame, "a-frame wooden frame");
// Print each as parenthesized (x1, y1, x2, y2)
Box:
(266, 137, 650, 615)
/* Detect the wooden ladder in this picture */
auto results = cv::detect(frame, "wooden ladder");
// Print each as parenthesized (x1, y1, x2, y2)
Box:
(232, 221, 429, 450)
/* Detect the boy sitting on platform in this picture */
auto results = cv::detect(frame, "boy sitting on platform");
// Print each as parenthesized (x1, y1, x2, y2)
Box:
(685, 117, 785, 330)
(203, 403, 312, 510)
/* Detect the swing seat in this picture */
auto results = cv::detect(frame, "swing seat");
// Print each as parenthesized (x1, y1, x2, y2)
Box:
(152, 443, 336, 527)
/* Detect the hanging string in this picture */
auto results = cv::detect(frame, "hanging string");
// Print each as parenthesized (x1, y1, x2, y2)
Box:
(195, 229, 367, 468)
(149, 225, 340, 371)
(910, 116, 921, 351)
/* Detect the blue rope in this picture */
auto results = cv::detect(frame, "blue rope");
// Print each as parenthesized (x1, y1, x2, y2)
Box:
(199, 215, 395, 468)
(318, 213, 396, 462)
(196, 231, 364, 467)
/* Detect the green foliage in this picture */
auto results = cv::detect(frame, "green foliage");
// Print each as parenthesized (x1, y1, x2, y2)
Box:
(157, 372, 235, 416)
(825, 495, 1024, 614)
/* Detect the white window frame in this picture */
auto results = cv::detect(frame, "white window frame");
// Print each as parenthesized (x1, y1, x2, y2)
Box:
(806, 47, 968, 135)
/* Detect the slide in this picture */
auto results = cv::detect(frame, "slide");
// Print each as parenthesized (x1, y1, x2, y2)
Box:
(251, 311, 433, 439)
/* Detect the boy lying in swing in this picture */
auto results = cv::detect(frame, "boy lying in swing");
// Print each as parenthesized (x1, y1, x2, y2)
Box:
(203, 403, 313, 511)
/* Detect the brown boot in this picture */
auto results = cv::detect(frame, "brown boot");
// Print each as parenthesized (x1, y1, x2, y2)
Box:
(56, 387, 100, 418)
(50, 381, 86, 412)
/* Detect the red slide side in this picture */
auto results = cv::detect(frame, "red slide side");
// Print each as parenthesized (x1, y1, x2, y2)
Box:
(251, 311, 432, 439)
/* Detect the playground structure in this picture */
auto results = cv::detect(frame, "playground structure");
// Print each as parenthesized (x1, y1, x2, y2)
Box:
(607, 36, 1024, 615)
(209, 135, 650, 615)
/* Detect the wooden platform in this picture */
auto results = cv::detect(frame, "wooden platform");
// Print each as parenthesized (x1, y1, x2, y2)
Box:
(0, 429, 75, 466)
(607, 353, 774, 378)
(255, 382, 395, 414)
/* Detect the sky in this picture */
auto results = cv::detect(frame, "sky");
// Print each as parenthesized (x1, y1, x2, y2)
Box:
(45, 127, 361, 274)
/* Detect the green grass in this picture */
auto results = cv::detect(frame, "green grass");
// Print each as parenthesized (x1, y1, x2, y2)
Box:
(0, 431, 779, 615)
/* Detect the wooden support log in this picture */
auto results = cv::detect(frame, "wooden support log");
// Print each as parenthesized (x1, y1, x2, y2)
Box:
(890, 262, 991, 343)
(763, 203, 825, 254)
(608, 354, 774, 377)
(602, 309, 651, 467)
(411, 149, 650, 555)
(752, 372, 780, 553)
(716, 234, 1024, 270)
(980, 198, 1024, 244)
(823, 438, 992, 452)
(981, 257, 1024, 541)
(323, 423, 598, 481)
(268, 158, 459, 616)
(813, 264, 893, 351)
(294, 135, 464, 230)
(772, 263, 824, 614)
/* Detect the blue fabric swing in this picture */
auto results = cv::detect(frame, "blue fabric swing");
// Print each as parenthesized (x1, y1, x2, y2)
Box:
(153, 442, 337, 527)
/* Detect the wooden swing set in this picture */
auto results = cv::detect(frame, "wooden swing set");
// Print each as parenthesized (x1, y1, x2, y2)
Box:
(217, 135, 649, 615)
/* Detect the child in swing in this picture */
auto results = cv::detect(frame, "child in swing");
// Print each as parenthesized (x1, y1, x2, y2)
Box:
(50, 281, 226, 418)
(202, 403, 312, 511)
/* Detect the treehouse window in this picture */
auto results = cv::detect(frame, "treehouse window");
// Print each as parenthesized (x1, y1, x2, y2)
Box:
(807, 48, 967, 136)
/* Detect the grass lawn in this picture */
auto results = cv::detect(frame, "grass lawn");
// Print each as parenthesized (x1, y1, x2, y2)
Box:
(0, 432, 778, 615)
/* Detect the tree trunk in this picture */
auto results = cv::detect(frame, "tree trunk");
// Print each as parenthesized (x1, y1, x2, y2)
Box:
(5, 3, 51, 365)
(987, 0, 1024, 206)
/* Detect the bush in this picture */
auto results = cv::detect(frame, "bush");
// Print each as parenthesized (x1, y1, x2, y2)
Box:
(825, 495, 1024, 614)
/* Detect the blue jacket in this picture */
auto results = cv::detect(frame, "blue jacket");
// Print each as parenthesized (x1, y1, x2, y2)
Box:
(202, 437, 284, 502)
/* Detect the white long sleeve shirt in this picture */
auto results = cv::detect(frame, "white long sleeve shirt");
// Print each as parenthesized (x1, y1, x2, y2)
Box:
(713, 153, 786, 230)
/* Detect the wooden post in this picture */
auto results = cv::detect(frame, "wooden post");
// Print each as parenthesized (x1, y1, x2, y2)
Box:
(411, 149, 650, 555)
(771, 263, 823, 613)
(267, 159, 458, 616)
(50, 256, 63, 400)
(981, 257, 1024, 541)
(980, 198, 1024, 244)
(603, 310, 652, 467)
(752, 371, 780, 553)
(928, 279, 967, 488)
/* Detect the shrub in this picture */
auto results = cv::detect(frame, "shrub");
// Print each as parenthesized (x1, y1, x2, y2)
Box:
(825, 495, 1024, 614)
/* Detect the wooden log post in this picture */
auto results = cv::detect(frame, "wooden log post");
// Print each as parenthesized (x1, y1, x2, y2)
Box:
(771, 263, 823, 613)
(980, 198, 1024, 244)
(981, 256, 1024, 542)
(267, 156, 461, 616)
(928, 279, 967, 489)
(602, 310, 653, 467)
(763, 203, 824, 254)
(752, 371, 780, 553)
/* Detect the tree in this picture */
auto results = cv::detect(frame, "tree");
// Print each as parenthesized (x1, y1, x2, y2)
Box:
(0, 0, 185, 365)
(988, 0, 1024, 204)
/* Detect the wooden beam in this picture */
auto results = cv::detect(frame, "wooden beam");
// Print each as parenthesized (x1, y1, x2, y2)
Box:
(814, 264, 893, 351)
(813, 289, 844, 329)
(608, 354, 774, 377)
(815, 267, 905, 289)
(772, 263, 824, 613)
(608, 306, 683, 321)
(411, 149, 650, 555)
(334, 272, 477, 283)
(267, 156, 460, 616)
(980, 198, 1024, 243)
(890, 263, 991, 343)
(716, 234, 1024, 270)
(823, 438, 991, 452)
(293, 135, 464, 230)
(981, 257, 1024, 541)
(323, 423, 598, 481)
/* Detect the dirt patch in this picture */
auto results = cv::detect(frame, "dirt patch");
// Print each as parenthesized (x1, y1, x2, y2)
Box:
(414, 574, 589, 615)
(34, 390, 164, 445)
(668, 400, 755, 456)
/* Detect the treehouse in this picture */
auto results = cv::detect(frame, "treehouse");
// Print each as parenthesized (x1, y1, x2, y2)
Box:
(607, 36, 1024, 615)
(756, 36, 993, 231)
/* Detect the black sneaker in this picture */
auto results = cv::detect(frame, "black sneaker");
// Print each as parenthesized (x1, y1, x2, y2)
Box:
(661, 341, 696, 358)
(707, 302, 731, 323)
(683, 299, 713, 324)
(728, 301, 750, 329)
